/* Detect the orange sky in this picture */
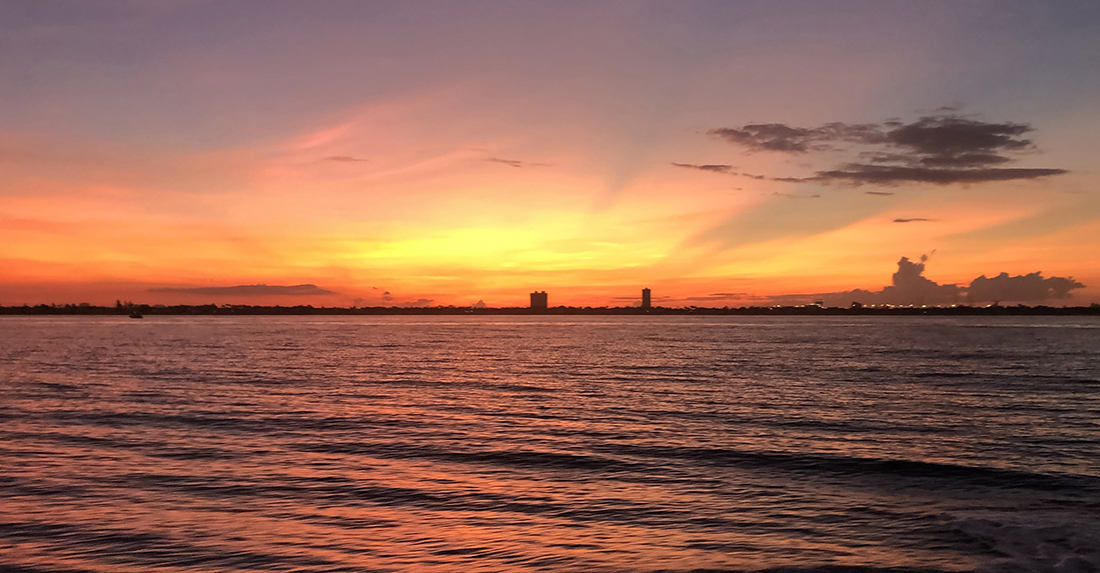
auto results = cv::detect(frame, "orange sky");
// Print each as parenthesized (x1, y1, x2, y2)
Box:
(2, 2, 1098, 307)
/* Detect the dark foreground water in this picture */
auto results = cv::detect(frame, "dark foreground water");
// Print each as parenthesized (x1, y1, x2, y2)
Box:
(1, 316, 1098, 573)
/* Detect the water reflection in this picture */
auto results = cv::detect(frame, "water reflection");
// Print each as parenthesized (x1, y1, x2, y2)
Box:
(1, 316, 1098, 571)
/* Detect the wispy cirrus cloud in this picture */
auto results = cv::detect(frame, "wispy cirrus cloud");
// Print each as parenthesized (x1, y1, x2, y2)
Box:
(671, 162, 736, 174)
(486, 157, 547, 168)
(774, 192, 820, 199)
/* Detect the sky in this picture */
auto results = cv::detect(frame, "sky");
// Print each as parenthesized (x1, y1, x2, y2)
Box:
(2, 0, 1099, 307)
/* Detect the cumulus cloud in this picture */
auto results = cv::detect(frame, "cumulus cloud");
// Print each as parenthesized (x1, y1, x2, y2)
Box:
(772, 255, 1084, 306)
(878, 255, 962, 305)
(967, 273, 1085, 303)
(706, 114, 1067, 185)
(149, 284, 336, 296)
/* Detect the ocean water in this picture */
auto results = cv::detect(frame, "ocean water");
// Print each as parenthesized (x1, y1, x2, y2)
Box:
(1, 315, 1098, 573)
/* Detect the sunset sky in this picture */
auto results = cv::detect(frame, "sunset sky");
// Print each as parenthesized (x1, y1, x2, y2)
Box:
(2, 1, 1099, 307)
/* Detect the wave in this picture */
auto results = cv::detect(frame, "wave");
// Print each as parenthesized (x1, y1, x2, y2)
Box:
(0, 519, 340, 571)
(295, 439, 1098, 494)
(606, 444, 1100, 492)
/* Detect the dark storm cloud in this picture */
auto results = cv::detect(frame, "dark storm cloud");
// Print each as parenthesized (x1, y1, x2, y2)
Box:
(705, 114, 1066, 185)
(804, 165, 1067, 185)
(708, 122, 883, 153)
(325, 156, 368, 162)
(885, 116, 1032, 164)
(149, 284, 336, 296)
(771, 256, 1084, 307)
(671, 162, 736, 174)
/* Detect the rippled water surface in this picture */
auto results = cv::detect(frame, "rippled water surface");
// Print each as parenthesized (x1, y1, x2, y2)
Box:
(2, 315, 1098, 572)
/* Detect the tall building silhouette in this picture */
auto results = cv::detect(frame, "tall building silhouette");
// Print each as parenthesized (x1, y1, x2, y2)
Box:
(641, 288, 651, 309)
(530, 291, 548, 309)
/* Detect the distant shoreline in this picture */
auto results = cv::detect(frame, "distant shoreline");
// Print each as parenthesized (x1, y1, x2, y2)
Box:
(2, 304, 1098, 316)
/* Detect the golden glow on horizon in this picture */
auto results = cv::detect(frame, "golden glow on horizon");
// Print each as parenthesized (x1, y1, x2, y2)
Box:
(3, 161, 1098, 306)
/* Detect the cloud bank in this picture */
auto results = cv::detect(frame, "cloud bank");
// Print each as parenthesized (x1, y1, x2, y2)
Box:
(772, 256, 1084, 307)
(967, 272, 1085, 303)
(707, 115, 1067, 185)
(149, 284, 336, 296)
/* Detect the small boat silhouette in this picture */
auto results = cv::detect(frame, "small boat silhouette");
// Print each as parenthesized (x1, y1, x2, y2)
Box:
(129, 310, 144, 319)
